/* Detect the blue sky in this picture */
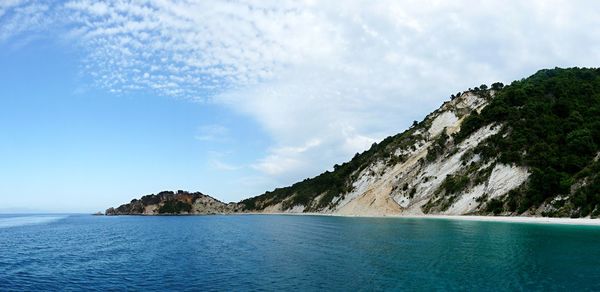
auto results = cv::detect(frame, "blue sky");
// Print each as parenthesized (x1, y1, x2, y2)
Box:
(1, 0, 600, 212)
(0, 36, 272, 211)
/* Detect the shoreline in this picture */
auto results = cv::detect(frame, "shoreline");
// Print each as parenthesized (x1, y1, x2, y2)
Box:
(100, 212, 600, 226)
(242, 212, 600, 226)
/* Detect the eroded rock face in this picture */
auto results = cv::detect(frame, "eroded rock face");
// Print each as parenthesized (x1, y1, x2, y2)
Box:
(242, 90, 529, 216)
(105, 190, 243, 215)
(315, 92, 531, 216)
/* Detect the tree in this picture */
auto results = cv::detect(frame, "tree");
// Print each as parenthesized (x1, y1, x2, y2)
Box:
(491, 82, 504, 90)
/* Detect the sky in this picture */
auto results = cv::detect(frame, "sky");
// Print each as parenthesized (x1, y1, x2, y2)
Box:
(1, 0, 600, 213)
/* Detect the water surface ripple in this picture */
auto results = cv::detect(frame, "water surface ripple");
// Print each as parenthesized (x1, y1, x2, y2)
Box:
(1, 214, 599, 291)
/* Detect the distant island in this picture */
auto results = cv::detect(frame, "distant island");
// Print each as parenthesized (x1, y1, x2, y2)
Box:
(105, 191, 242, 215)
(107, 67, 600, 218)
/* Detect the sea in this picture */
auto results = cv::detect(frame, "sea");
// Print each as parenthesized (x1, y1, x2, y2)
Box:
(1, 214, 600, 291)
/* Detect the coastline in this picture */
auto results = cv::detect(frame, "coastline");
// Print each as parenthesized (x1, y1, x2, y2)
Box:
(243, 212, 600, 226)
(101, 211, 600, 226)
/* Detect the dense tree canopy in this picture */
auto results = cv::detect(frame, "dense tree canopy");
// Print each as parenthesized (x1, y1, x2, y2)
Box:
(456, 67, 600, 216)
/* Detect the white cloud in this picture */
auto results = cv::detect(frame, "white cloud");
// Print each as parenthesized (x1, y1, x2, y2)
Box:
(195, 124, 230, 142)
(63, 0, 328, 98)
(210, 159, 241, 171)
(0, 0, 52, 42)
(215, 0, 600, 185)
(3, 0, 600, 194)
(205, 149, 243, 172)
(0, 0, 26, 18)
(252, 139, 322, 176)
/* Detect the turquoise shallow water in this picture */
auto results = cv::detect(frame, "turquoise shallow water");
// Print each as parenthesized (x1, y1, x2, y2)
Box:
(1, 214, 600, 291)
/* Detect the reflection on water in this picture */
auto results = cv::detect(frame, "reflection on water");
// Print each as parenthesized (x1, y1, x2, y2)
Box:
(0, 215, 68, 229)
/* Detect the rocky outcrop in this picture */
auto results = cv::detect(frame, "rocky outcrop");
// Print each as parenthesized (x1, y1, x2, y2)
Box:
(105, 190, 242, 215)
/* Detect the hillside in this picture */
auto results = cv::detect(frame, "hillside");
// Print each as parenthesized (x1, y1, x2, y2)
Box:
(108, 68, 600, 218)
(240, 67, 600, 217)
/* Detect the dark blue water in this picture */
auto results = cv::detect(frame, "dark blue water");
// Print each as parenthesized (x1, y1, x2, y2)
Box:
(1, 214, 600, 291)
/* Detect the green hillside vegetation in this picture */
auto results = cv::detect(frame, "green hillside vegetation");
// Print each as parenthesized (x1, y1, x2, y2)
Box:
(455, 67, 600, 216)
(242, 67, 600, 217)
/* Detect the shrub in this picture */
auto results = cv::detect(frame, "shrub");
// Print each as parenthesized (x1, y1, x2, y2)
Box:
(158, 201, 192, 214)
(441, 174, 470, 195)
(486, 198, 504, 215)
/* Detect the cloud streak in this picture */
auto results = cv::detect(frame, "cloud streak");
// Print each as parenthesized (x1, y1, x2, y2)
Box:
(195, 124, 230, 142)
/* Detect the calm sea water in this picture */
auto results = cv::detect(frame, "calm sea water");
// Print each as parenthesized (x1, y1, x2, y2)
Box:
(1, 214, 600, 291)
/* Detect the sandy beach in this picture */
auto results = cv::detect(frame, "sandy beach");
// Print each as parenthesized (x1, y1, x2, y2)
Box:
(396, 215, 600, 226)
(252, 212, 600, 226)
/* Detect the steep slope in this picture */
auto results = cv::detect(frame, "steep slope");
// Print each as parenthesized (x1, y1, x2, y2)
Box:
(240, 88, 500, 215)
(105, 191, 242, 215)
(241, 67, 600, 218)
